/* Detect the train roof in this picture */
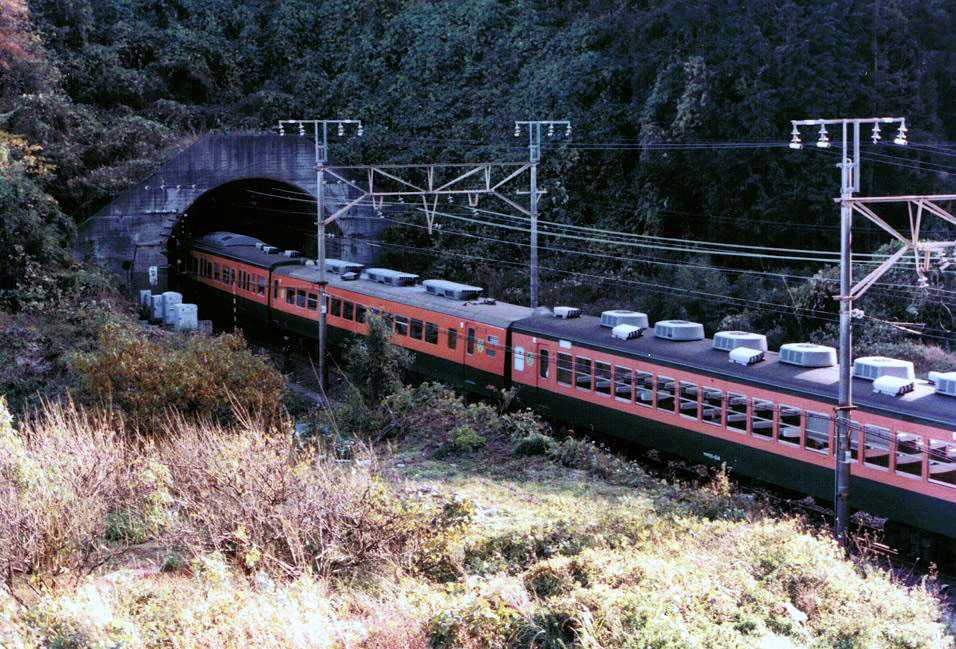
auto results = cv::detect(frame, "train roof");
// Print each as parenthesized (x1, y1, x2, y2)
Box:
(513, 313, 956, 429)
(274, 263, 533, 328)
(192, 232, 301, 269)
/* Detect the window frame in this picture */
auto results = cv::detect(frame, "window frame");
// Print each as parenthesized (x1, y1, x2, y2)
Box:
(556, 352, 573, 386)
(574, 356, 593, 391)
(678, 381, 699, 420)
(613, 366, 633, 402)
(410, 319, 424, 340)
(594, 361, 612, 397)
(539, 349, 550, 379)
(425, 322, 439, 345)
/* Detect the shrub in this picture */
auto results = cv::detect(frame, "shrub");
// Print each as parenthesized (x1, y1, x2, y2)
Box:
(513, 431, 555, 456)
(385, 382, 551, 456)
(344, 313, 412, 408)
(161, 419, 470, 579)
(71, 323, 285, 433)
(0, 399, 159, 591)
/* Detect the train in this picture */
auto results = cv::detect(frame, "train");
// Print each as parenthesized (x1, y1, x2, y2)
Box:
(177, 231, 956, 544)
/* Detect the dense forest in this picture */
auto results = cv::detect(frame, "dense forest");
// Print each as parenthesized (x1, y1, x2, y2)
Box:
(2, 0, 955, 365)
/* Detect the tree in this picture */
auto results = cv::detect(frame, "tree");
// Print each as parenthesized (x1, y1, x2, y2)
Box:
(344, 314, 412, 408)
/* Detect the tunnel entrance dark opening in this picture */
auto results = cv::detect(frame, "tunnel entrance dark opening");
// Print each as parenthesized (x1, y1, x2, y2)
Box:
(168, 177, 343, 259)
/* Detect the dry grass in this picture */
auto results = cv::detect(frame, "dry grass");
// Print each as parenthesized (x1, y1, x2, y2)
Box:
(1, 396, 953, 648)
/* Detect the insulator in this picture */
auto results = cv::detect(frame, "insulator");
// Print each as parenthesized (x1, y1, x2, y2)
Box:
(514, 124, 521, 137)
(337, 123, 344, 137)
(547, 124, 555, 138)
(357, 125, 364, 137)
(816, 125, 830, 148)
(871, 123, 881, 144)
(278, 125, 285, 137)
(894, 123, 908, 146)
(565, 124, 572, 137)
(298, 124, 305, 136)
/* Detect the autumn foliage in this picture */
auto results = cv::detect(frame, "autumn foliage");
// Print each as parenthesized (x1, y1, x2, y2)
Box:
(71, 323, 285, 432)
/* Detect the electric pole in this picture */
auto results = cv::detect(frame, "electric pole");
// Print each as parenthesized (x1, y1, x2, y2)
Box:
(278, 119, 363, 391)
(515, 120, 571, 308)
(787, 116, 907, 546)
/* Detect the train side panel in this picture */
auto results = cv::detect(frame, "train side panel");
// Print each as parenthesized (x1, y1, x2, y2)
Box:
(510, 330, 956, 538)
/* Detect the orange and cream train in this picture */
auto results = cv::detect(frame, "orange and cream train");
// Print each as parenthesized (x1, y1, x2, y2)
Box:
(180, 232, 956, 544)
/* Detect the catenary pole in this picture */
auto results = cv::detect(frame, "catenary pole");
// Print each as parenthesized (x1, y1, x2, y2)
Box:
(277, 119, 362, 391)
(515, 120, 571, 308)
(787, 116, 907, 547)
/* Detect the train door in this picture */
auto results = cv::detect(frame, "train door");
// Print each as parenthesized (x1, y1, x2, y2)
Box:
(462, 321, 488, 392)
(535, 342, 551, 389)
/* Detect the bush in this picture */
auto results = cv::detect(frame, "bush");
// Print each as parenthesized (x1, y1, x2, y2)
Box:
(0, 399, 160, 591)
(71, 323, 285, 433)
(385, 382, 551, 456)
(162, 419, 470, 579)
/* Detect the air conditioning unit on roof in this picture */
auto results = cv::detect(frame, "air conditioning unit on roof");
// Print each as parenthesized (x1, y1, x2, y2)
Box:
(713, 331, 768, 352)
(779, 343, 837, 368)
(654, 320, 704, 341)
(611, 324, 644, 340)
(852, 356, 915, 381)
(553, 306, 581, 319)
(326, 259, 364, 275)
(873, 375, 915, 397)
(601, 310, 649, 329)
(932, 371, 956, 397)
(283, 250, 301, 258)
(363, 268, 418, 286)
(423, 279, 483, 301)
(262, 246, 278, 254)
(729, 346, 765, 366)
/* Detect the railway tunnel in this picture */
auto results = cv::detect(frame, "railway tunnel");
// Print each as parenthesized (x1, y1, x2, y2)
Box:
(75, 133, 386, 295)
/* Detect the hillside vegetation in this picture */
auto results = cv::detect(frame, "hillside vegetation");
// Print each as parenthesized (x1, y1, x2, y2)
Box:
(1, 387, 953, 648)
(1, 0, 955, 362)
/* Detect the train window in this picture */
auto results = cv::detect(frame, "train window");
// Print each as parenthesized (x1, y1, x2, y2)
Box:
(594, 362, 612, 396)
(513, 347, 525, 372)
(273, 280, 279, 299)
(448, 328, 457, 350)
(257, 276, 266, 295)
(702, 388, 723, 426)
(575, 357, 592, 390)
(306, 292, 318, 310)
(214, 263, 220, 281)
(486, 335, 497, 357)
(727, 393, 748, 432)
(751, 400, 774, 439)
(779, 406, 802, 446)
(539, 349, 550, 379)
(466, 328, 475, 354)
(410, 319, 423, 340)
(556, 353, 573, 385)
(614, 366, 632, 401)
(656, 376, 675, 413)
(343, 301, 354, 321)
(635, 372, 654, 407)
(356, 305, 367, 324)
(805, 412, 830, 453)
(895, 433, 923, 478)
(679, 382, 699, 419)
(928, 441, 956, 487)
(425, 322, 438, 344)
(849, 424, 860, 462)
(395, 315, 408, 336)
(863, 424, 891, 469)
(285, 288, 295, 305)
(295, 289, 306, 308)
(238, 270, 245, 290)
(331, 298, 341, 317)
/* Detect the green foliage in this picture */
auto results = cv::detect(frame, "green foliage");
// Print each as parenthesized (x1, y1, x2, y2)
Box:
(385, 382, 551, 456)
(344, 313, 412, 409)
(0, 167, 74, 293)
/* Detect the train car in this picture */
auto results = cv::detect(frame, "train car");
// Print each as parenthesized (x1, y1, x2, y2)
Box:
(181, 232, 956, 541)
(271, 262, 532, 395)
(182, 232, 304, 329)
(510, 310, 956, 538)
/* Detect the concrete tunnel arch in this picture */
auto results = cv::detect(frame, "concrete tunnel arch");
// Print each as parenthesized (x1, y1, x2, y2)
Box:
(75, 133, 387, 294)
